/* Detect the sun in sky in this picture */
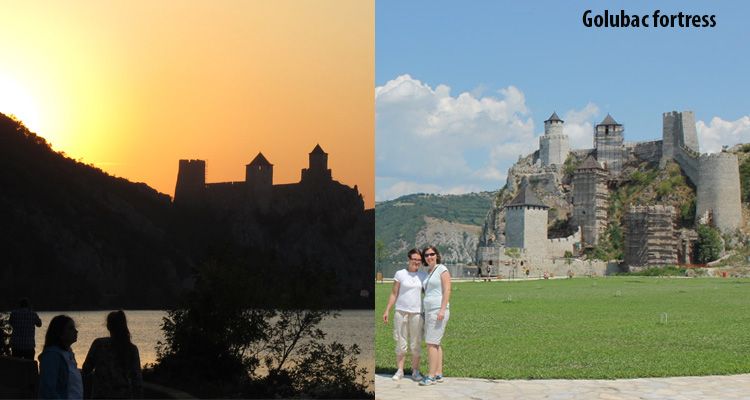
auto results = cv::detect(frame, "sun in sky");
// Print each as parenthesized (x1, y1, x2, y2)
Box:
(0, 1, 374, 207)
(0, 74, 43, 134)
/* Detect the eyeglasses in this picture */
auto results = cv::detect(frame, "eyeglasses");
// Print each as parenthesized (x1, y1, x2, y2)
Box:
(424, 252, 436, 257)
(410, 258, 422, 262)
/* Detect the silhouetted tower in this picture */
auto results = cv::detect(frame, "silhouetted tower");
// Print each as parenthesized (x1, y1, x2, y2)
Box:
(246, 152, 273, 186)
(245, 152, 273, 209)
(594, 114, 625, 175)
(301, 144, 332, 182)
(174, 159, 206, 206)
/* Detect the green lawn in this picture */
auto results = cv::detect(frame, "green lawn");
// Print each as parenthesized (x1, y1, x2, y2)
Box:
(375, 277, 750, 379)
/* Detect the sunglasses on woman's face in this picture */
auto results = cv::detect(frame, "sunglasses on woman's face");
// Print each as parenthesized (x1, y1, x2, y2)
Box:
(424, 253, 436, 257)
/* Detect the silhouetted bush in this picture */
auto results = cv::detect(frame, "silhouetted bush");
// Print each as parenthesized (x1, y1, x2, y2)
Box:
(150, 259, 372, 398)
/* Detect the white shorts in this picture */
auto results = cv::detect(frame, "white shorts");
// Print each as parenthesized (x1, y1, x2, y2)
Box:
(424, 309, 449, 345)
(393, 310, 423, 355)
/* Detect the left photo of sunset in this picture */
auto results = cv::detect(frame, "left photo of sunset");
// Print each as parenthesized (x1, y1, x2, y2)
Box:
(0, 1, 374, 398)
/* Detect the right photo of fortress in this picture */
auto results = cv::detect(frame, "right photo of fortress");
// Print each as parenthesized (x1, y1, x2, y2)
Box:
(476, 110, 743, 276)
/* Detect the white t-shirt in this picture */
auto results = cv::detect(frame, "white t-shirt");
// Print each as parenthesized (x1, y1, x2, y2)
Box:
(423, 264, 450, 312)
(394, 268, 427, 313)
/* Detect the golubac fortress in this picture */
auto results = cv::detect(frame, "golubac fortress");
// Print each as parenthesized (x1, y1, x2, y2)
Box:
(173, 144, 364, 212)
(476, 110, 743, 275)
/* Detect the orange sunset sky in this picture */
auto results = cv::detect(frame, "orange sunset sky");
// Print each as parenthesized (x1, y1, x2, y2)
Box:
(0, 0, 374, 207)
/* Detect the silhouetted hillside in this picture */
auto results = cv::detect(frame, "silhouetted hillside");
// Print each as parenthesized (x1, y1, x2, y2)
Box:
(0, 113, 373, 310)
(0, 113, 186, 310)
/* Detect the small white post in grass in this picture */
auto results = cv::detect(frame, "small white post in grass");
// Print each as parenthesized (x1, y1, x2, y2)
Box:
(660, 312, 668, 325)
(504, 294, 513, 303)
(615, 290, 621, 297)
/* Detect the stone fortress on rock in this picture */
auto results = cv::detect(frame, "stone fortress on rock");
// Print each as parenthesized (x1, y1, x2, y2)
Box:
(475, 110, 743, 276)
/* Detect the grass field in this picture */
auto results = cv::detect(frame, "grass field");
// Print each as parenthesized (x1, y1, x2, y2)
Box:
(375, 277, 750, 379)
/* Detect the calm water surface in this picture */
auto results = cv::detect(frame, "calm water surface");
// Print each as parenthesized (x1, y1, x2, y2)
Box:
(34, 310, 373, 374)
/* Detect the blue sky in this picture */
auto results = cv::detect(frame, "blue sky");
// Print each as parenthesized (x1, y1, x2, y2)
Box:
(375, 1, 750, 201)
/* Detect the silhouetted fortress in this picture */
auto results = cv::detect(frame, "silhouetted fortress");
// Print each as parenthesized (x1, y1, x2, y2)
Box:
(173, 144, 364, 212)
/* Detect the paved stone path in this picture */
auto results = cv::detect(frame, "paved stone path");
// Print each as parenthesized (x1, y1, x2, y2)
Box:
(375, 373, 750, 399)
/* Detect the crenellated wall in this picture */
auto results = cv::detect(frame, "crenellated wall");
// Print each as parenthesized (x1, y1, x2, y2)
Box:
(547, 227, 581, 258)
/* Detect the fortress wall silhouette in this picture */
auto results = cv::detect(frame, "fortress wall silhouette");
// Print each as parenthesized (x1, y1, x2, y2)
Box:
(174, 145, 364, 212)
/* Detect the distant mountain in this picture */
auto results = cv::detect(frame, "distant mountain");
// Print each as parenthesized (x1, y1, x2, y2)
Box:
(375, 192, 495, 274)
(0, 113, 372, 310)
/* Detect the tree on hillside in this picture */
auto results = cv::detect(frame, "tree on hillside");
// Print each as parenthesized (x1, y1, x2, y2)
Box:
(696, 224, 723, 264)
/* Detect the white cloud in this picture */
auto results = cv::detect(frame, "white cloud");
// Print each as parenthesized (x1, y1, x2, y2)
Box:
(375, 179, 482, 202)
(562, 103, 599, 149)
(697, 116, 750, 153)
(376, 75, 535, 201)
(376, 75, 608, 201)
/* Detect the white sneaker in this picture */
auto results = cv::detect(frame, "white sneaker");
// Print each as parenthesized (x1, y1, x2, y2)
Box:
(392, 370, 404, 381)
(411, 370, 423, 381)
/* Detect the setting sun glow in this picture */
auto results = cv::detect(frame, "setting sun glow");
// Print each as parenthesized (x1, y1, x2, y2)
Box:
(0, 75, 43, 135)
(0, 1, 374, 207)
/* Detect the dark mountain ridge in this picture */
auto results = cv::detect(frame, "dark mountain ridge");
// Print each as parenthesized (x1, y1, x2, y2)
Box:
(0, 113, 372, 310)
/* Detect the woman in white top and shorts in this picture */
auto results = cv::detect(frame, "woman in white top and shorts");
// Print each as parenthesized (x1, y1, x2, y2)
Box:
(383, 248, 427, 381)
(419, 245, 451, 386)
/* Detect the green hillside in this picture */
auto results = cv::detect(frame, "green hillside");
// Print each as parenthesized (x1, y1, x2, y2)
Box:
(375, 192, 495, 270)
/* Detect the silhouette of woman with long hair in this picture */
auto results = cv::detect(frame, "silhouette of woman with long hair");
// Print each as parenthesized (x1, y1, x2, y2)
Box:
(38, 315, 83, 399)
(82, 310, 142, 399)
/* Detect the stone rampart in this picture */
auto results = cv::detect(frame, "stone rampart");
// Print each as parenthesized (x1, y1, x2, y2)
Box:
(547, 227, 581, 258)
(629, 140, 663, 165)
(697, 152, 742, 232)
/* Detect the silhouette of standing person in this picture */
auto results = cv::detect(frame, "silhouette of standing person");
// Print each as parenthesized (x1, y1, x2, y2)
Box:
(38, 315, 83, 399)
(82, 310, 142, 399)
(8, 297, 42, 360)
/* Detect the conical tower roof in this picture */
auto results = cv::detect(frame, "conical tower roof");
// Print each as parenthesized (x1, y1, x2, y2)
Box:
(576, 155, 604, 171)
(506, 185, 548, 209)
(598, 114, 620, 126)
(248, 152, 272, 167)
(545, 112, 563, 123)
(310, 144, 326, 155)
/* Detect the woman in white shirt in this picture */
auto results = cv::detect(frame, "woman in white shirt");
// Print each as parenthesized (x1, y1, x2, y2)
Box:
(419, 245, 451, 386)
(382, 248, 427, 381)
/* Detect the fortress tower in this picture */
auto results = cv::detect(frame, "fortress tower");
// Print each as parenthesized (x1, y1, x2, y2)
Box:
(245, 152, 273, 187)
(661, 111, 699, 167)
(174, 159, 206, 206)
(301, 144, 332, 182)
(504, 184, 549, 258)
(624, 205, 678, 267)
(246, 152, 273, 209)
(660, 110, 742, 232)
(594, 114, 625, 175)
(697, 153, 742, 231)
(539, 112, 570, 166)
(572, 156, 608, 247)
